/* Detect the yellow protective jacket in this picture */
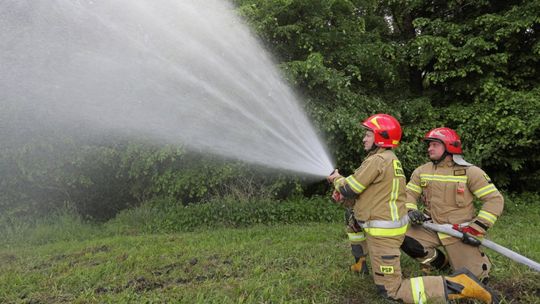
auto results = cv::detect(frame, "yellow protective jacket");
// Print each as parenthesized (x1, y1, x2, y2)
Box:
(333, 148, 408, 237)
(405, 157, 504, 234)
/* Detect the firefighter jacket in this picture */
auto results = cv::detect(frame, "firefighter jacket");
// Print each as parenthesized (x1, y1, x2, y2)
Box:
(405, 157, 504, 234)
(333, 148, 408, 237)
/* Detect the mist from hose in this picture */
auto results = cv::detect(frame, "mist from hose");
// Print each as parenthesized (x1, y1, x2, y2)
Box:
(0, 0, 334, 177)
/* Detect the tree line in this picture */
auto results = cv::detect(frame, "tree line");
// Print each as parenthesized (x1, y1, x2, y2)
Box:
(1, 0, 538, 220)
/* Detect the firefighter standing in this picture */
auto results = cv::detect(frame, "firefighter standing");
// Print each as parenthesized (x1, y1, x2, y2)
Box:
(401, 127, 504, 282)
(328, 115, 498, 303)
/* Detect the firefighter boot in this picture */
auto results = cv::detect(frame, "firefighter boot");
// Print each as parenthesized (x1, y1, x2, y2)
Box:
(445, 268, 499, 304)
(350, 256, 369, 274)
(350, 244, 369, 274)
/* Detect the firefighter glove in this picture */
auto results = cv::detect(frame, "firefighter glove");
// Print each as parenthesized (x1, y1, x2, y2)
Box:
(327, 169, 341, 184)
(347, 213, 361, 233)
(453, 224, 483, 247)
(332, 190, 343, 203)
(408, 210, 426, 225)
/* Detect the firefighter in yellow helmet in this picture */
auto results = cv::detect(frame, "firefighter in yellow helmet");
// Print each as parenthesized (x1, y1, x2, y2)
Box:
(401, 127, 504, 282)
(328, 115, 498, 303)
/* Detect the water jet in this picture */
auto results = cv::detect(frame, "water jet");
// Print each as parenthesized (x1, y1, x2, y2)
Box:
(0, 0, 334, 177)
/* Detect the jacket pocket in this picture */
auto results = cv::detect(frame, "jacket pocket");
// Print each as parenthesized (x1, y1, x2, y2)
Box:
(454, 182, 472, 207)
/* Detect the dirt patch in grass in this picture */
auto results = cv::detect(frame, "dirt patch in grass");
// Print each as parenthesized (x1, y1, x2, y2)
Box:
(341, 297, 371, 304)
(155, 256, 242, 286)
(31, 261, 53, 271)
(19, 293, 72, 304)
(152, 262, 184, 276)
(74, 245, 111, 257)
(43, 245, 111, 268)
(53, 245, 111, 260)
(126, 276, 164, 292)
(0, 253, 17, 264)
(492, 277, 540, 302)
(94, 254, 244, 296)
(95, 276, 165, 294)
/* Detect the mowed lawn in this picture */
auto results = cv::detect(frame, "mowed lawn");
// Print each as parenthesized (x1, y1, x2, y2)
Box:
(0, 204, 539, 303)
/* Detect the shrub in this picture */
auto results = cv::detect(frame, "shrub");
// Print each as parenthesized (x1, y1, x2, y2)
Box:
(106, 196, 343, 234)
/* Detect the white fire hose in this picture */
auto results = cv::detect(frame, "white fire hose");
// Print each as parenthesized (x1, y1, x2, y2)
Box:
(422, 222, 540, 272)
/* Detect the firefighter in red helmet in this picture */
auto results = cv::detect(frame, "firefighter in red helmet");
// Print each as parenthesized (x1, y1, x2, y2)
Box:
(336, 114, 402, 275)
(328, 117, 498, 303)
(401, 127, 504, 283)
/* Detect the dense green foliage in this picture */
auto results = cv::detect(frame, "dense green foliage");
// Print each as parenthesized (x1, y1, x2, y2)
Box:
(108, 196, 340, 234)
(0, 137, 303, 220)
(3, 192, 537, 247)
(1, 0, 539, 219)
(0, 196, 341, 246)
(236, 0, 540, 187)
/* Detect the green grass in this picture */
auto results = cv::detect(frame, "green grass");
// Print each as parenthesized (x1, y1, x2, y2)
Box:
(0, 201, 539, 303)
(0, 224, 378, 303)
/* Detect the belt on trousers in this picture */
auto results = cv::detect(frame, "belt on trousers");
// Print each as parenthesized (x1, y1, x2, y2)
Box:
(359, 216, 409, 237)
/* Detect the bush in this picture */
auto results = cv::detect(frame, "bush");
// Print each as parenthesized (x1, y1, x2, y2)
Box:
(106, 196, 343, 234)
(500, 192, 540, 214)
(0, 138, 306, 221)
(0, 207, 101, 247)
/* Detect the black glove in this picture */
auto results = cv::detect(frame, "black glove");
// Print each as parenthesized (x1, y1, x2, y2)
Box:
(408, 210, 426, 226)
(461, 232, 482, 247)
(345, 209, 361, 233)
(453, 225, 484, 247)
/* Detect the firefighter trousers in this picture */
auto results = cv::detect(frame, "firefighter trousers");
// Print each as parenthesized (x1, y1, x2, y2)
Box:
(366, 234, 447, 303)
(345, 208, 368, 259)
(402, 225, 491, 280)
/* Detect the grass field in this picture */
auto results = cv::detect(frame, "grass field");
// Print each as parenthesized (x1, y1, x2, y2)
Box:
(0, 202, 539, 303)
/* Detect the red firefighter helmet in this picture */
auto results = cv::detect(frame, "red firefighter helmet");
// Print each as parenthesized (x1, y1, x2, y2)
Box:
(424, 127, 462, 154)
(362, 114, 402, 148)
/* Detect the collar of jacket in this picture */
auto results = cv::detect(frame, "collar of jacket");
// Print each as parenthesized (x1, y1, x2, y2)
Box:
(437, 156, 455, 167)
(367, 147, 387, 157)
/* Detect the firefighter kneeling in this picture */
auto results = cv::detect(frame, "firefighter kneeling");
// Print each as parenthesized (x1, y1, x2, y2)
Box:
(328, 115, 498, 303)
(401, 127, 504, 282)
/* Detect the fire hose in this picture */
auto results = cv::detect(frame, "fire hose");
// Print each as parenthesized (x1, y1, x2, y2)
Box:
(422, 222, 540, 272)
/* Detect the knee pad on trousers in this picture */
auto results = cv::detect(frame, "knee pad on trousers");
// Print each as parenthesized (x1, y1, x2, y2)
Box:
(431, 249, 449, 270)
(401, 236, 428, 259)
(478, 251, 492, 282)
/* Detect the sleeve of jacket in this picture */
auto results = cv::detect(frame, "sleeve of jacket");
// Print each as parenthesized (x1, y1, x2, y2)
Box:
(467, 166, 504, 233)
(333, 155, 383, 199)
(405, 167, 422, 211)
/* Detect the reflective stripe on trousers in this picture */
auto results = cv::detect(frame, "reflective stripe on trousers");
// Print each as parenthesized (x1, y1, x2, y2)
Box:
(347, 232, 366, 243)
(410, 277, 427, 304)
(360, 216, 409, 237)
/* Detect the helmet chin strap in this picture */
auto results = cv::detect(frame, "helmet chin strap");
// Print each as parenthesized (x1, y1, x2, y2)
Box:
(368, 143, 379, 153)
(431, 151, 450, 165)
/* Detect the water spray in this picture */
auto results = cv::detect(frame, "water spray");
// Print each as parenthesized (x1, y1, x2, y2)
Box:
(0, 0, 334, 177)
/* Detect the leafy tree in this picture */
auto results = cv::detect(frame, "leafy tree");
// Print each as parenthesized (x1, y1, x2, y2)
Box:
(237, 0, 540, 191)
(2, 0, 539, 220)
